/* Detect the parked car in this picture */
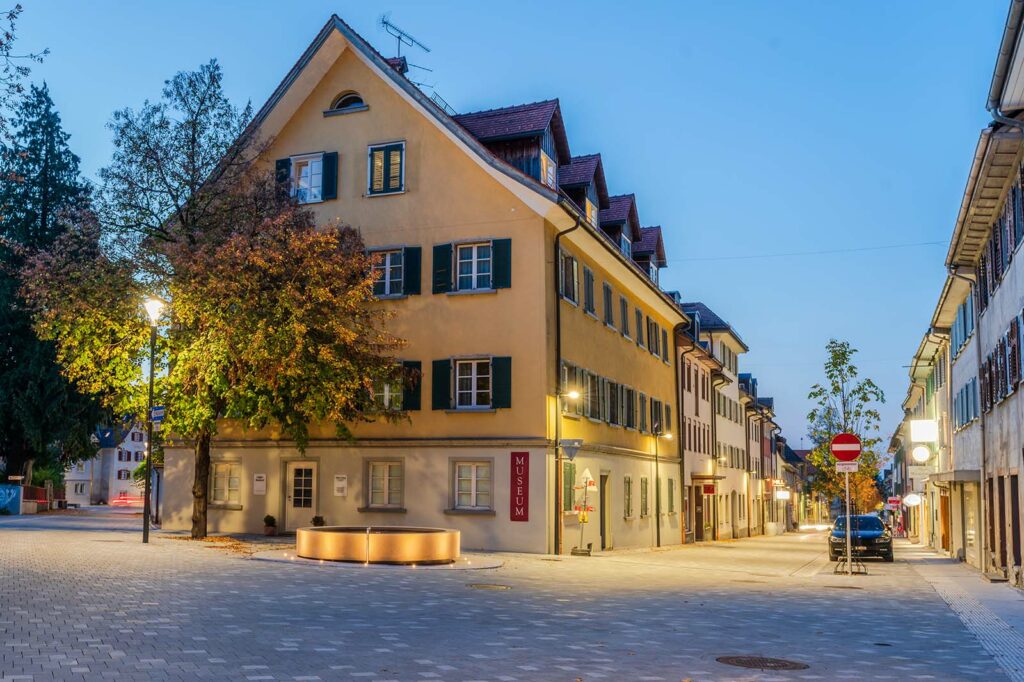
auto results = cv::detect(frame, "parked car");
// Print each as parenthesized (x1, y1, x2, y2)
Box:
(828, 514, 893, 562)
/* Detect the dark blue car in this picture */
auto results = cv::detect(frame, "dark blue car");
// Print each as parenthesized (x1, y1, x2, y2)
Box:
(828, 514, 893, 562)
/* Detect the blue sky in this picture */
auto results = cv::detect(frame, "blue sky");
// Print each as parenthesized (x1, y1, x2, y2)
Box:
(15, 1, 1009, 448)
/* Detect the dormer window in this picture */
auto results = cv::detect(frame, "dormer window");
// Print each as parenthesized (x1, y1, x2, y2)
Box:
(585, 198, 599, 226)
(540, 150, 557, 189)
(648, 262, 659, 284)
(618, 230, 631, 257)
(326, 91, 368, 116)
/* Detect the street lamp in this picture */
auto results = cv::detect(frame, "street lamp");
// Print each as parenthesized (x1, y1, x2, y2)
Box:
(142, 298, 164, 544)
(653, 429, 672, 547)
(553, 388, 581, 555)
(911, 445, 931, 464)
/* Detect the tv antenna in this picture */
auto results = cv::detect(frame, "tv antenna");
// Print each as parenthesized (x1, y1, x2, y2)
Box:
(380, 13, 431, 58)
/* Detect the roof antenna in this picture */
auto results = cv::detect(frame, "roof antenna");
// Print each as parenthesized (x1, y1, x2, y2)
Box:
(379, 13, 431, 58)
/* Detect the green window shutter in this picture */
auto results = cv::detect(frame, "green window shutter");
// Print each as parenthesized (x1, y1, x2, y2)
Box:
(492, 238, 512, 289)
(431, 359, 451, 410)
(563, 462, 576, 511)
(403, 247, 421, 295)
(321, 152, 338, 200)
(492, 356, 512, 408)
(386, 143, 404, 192)
(432, 243, 452, 294)
(402, 360, 421, 411)
(275, 158, 291, 185)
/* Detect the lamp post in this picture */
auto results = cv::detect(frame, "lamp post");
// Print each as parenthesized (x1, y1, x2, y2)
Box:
(142, 298, 164, 544)
(553, 389, 580, 555)
(653, 429, 672, 547)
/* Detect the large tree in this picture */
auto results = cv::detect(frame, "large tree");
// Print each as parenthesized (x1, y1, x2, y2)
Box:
(0, 83, 99, 481)
(805, 339, 886, 514)
(23, 62, 403, 536)
(0, 5, 47, 142)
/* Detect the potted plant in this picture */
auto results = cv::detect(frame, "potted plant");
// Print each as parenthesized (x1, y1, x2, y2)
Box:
(263, 514, 277, 536)
(311, 515, 325, 527)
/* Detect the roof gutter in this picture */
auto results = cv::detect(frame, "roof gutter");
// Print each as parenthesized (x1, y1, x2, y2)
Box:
(987, 0, 1024, 116)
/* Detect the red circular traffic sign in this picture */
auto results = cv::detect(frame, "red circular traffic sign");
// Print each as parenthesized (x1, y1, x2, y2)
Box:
(830, 433, 862, 462)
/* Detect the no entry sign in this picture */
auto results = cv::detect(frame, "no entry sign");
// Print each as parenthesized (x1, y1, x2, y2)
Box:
(830, 433, 862, 462)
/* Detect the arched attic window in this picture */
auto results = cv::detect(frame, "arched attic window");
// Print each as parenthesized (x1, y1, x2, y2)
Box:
(325, 91, 368, 117)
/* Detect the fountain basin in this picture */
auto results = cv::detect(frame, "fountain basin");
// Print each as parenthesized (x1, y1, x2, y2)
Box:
(296, 526, 460, 564)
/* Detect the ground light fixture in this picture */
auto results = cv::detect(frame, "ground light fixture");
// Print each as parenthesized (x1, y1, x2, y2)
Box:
(911, 445, 931, 463)
(142, 297, 164, 544)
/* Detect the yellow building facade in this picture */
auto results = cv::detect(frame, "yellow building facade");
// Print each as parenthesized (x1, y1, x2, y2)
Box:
(161, 16, 686, 553)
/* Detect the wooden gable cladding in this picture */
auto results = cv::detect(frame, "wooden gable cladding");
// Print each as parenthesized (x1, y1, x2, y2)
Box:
(949, 129, 1024, 268)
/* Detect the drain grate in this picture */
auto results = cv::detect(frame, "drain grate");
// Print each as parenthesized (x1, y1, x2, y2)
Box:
(467, 583, 511, 591)
(716, 656, 809, 671)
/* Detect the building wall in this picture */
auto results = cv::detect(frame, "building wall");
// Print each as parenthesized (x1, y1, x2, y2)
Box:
(161, 28, 686, 552)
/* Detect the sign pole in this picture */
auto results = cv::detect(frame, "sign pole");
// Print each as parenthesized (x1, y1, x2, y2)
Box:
(845, 469, 852, 576)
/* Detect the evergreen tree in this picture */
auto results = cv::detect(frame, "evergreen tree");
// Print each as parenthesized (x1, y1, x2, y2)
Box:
(0, 83, 100, 482)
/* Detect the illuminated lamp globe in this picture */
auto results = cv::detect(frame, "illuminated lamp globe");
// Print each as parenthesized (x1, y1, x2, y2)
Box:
(144, 298, 165, 326)
(911, 445, 931, 464)
(903, 492, 923, 507)
(565, 390, 580, 401)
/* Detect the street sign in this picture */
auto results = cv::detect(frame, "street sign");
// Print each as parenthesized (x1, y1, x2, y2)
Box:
(560, 439, 582, 461)
(830, 433, 862, 462)
(887, 496, 901, 506)
(702, 483, 716, 496)
(151, 405, 165, 423)
(836, 461, 859, 473)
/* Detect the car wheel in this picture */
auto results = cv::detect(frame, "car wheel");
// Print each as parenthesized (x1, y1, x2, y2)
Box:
(883, 553, 894, 563)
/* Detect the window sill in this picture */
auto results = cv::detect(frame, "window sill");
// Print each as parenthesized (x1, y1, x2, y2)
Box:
(623, 515, 635, 521)
(561, 412, 581, 421)
(375, 294, 408, 301)
(605, 323, 617, 332)
(444, 508, 496, 516)
(447, 288, 497, 297)
(560, 296, 579, 307)
(323, 104, 369, 117)
(584, 310, 599, 320)
(357, 506, 407, 513)
(366, 190, 406, 198)
(446, 408, 497, 414)
(209, 503, 243, 511)
(295, 197, 325, 205)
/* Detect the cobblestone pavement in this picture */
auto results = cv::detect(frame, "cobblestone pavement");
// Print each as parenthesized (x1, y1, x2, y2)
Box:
(1, 512, 1020, 681)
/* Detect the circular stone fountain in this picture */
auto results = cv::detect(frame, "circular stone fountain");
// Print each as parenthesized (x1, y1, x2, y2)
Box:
(296, 526, 460, 564)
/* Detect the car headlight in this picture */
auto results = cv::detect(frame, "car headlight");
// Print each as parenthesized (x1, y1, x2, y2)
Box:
(830, 536, 843, 543)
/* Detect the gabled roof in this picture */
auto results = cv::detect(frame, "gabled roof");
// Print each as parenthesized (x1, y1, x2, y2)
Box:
(246, 15, 559, 213)
(453, 99, 571, 163)
(680, 301, 749, 351)
(632, 226, 666, 266)
(757, 396, 775, 410)
(558, 153, 609, 207)
(600, 194, 642, 241)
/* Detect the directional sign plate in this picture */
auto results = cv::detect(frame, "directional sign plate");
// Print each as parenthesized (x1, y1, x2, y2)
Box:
(836, 461, 859, 473)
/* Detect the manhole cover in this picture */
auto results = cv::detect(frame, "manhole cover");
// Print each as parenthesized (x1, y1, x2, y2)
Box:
(716, 656, 809, 671)
(467, 583, 511, 591)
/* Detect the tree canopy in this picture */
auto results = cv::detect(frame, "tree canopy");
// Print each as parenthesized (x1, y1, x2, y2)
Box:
(804, 339, 886, 513)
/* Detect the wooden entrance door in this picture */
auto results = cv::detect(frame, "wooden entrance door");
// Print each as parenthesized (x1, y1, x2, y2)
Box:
(285, 461, 317, 531)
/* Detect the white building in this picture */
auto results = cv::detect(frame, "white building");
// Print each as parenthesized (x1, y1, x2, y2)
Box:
(65, 425, 147, 506)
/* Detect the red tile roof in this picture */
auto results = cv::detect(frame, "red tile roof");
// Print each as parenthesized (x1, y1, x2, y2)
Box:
(600, 194, 641, 241)
(454, 100, 557, 141)
(559, 154, 610, 207)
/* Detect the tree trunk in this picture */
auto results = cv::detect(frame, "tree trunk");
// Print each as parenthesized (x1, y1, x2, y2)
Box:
(190, 430, 211, 538)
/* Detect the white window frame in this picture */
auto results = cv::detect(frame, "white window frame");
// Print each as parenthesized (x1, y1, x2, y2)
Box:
(456, 242, 493, 292)
(455, 358, 492, 409)
(290, 152, 324, 204)
(453, 461, 492, 510)
(368, 460, 403, 508)
(373, 379, 404, 411)
(618, 230, 631, 257)
(372, 249, 404, 297)
(116, 469, 131, 481)
(211, 462, 241, 505)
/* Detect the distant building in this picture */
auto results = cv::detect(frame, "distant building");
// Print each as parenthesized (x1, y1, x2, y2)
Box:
(64, 425, 147, 506)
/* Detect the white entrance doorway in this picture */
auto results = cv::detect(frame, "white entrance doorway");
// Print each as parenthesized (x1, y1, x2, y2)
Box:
(285, 461, 317, 531)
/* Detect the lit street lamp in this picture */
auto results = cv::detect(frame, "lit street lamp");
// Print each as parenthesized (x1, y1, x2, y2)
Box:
(654, 429, 672, 547)
(142, 298, 164, 544)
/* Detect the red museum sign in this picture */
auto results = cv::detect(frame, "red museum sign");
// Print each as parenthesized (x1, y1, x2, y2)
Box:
(510, 452, 529, 522)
